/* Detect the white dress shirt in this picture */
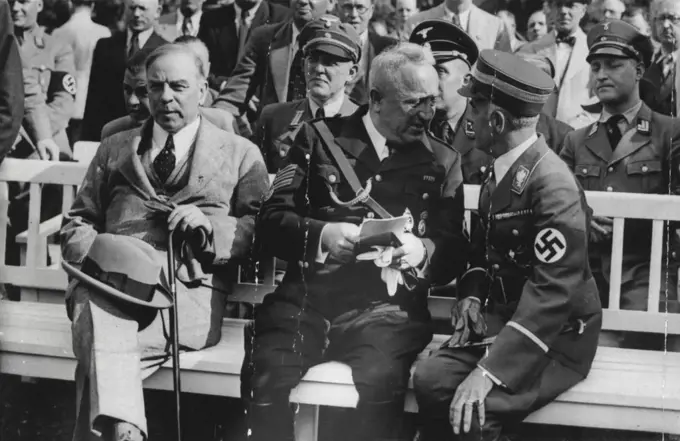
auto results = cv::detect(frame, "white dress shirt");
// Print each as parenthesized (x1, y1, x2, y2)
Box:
(127, 27, 154, 53)
(493, 133, 538, 184)
(309, 93, 346, 118)
(443, 5, 471, 31)
(554, 31, 576, 86)
(176, 10, 202, 36)
(150, 117, 201, 165)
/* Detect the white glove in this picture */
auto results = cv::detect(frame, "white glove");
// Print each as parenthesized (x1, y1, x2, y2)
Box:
(393, 233, 427, 270)
(357, 246, 404, 296)
(381, 266, 404, 296)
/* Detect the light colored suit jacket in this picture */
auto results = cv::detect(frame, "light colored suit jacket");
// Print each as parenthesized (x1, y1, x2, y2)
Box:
(155, 11, 202, 41)
(405, 4, 512, 52)
(518, 29, 592, 129)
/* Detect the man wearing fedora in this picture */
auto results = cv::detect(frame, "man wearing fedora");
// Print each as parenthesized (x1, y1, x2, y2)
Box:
(60, 43, 269, 441)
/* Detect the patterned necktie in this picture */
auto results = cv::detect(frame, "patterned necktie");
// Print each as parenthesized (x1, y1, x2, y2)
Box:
(128, 32, 140, 59)
(287, 49, 306, 102)
(154, 135, 176, 183)
(605, 115, 625, 149)
(315, 107, 325, 119)
(182, 15, 194, 36)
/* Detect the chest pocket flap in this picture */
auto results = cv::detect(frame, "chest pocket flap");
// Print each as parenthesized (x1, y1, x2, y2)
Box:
(626, 160, 662, 175)
(575, 164, 601, 178)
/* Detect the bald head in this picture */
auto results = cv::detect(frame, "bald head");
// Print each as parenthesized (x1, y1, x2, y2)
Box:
(124, 0, 161, 33)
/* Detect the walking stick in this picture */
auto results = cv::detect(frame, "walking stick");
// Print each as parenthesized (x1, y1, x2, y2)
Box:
(167, 229, 182, 441)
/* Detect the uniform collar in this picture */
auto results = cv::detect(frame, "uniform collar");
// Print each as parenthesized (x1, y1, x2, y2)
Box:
(599, 100, 643, 125)
(309, 93, 346, 118)
(494, 133, 538, 183)
(362, 111, 389, 160)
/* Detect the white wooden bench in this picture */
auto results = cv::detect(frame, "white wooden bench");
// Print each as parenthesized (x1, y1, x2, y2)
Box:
(1, 159, 680, 439)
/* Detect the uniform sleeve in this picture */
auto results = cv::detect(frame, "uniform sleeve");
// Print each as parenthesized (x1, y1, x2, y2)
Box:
(252, 104, 273, 172)
(60, 140, 111, 263)
(46, 39, 76, 133)
(0, 0, 23, 161)
(257, 122, 329, 265)
(22, 66, 54, 143)
(478, 172, 590, 392)
(553, 119, 574, 155)
(211, 27, 267, 116)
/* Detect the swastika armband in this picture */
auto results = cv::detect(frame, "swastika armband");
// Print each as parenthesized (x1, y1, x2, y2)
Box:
(48, 71, 77, 97)
(534, 228, 567, 264)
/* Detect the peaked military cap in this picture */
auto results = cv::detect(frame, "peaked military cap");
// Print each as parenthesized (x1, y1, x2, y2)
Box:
(409, 19, 479, 66)
(299, 15, 362, 64)
(515, 52, 555, 79)
(586, 19, 654, 68)
(458, 49, 555, 117)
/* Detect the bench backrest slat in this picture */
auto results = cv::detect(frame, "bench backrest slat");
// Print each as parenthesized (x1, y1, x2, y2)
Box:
(608, 218, 626, 312)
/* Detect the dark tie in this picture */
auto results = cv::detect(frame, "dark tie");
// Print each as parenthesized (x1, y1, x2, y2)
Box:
(128, 31, 140, 59)
(450, 13, 460, 27)
(440, 120, 454, 145)
(237, 10, 250, 59)
(287, 49, 306, 102)
(154, 135, 176, 183)
(555, 34, 576, 46)
(182, 15, 194, 36)
(605, 115, 625, 149)
(315, 107, 325, 119)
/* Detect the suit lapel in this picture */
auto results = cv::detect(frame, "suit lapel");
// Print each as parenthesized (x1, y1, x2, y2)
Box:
(171, 119, 227, 203)
(117, 122, 158, 199)
(608, 104, 653, 166)
(144, 31, 168, 49)
(251, 1, 270, 28)
(270, 21, 294, 103)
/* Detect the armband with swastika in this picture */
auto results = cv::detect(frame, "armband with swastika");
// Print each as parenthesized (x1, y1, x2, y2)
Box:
(48, 71, 77, 97)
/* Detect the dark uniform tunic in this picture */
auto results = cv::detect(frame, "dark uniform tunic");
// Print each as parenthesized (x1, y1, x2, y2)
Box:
(560, 102, 680, 317)
(242, 106, 468, 441)
(414, 137, 602, 441)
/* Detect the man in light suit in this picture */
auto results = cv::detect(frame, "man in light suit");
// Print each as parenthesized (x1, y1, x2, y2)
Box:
(61, 43, 269, 441)
(212, 0, 332, 121)
(518, 0, 593, 128)
(404, 0, 512, 52)
(253, 16, 360, 172)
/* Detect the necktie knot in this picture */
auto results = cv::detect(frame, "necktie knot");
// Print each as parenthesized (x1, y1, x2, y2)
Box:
(182, 15, 194, 36)
(556, 34, 575, 46)
(450, 13, 460, 27)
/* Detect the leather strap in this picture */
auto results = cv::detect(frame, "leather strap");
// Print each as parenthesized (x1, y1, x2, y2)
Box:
(312, 120, 392, 219)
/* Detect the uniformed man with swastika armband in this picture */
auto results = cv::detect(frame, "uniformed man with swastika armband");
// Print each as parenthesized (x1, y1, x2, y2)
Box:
(254, 15, 360, 173)
(242, 43, 468, 441)
(560, 19, 680, 350)
(11, 0, 76, 160)
(413, 50, 602, 441)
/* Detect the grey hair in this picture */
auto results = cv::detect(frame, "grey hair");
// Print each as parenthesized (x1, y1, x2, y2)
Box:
(174, 36, 211, 78)
(650, 0, 677, 18)
(145, 43, 207, 81)
(368, 42, 435, 98)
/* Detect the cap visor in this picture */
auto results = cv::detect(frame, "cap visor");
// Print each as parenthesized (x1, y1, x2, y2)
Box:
(586, 47, 630, 63)
(308, 43, 354, 62)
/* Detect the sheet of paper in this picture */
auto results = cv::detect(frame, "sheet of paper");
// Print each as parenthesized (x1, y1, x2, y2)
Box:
(357, 215, 408, 250)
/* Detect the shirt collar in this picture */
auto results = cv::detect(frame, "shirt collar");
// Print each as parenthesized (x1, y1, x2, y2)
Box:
(177, 10, 202, 27)
(443, 5, 470, 28)
(493, 133, 538, 183)
(599, 100, 642, 124)
(151, 116, 201, 158)
(362, 112, 389, 161)
(309, 93, 346, 118)
(234, 1, 261, 22)
(127, 27, 154, 48)
(292, 23, 301, 49)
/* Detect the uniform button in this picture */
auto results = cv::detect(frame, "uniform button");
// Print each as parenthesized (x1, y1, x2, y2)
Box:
(305, 153, 311, 160)
(492, 264, 500, 271)
(607, 167, 613, 173)
(512, 229, 519, 236)
(422, 193, 429, 200)
(279, 150, 286, 157)
(582, 168, 588, 174)
(642, 165, 649, 173)
(673, 252, 678, 259)
(366, 212, 375, 219)
(606, 186, 613, 192)
(480, 166, 487, 173)
(375, 174, 382, 182)
(328, 174, 337, 183)
(304, 262, 309, 268)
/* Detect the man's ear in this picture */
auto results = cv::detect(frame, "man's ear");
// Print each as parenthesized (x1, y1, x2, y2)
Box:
(36, 0, 44, 13)
(347, 63, 359, 83)
(635, 61, 645, 80)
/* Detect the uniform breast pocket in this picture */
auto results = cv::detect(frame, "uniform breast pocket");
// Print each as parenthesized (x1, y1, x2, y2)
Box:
(626, 160, 663, 193)
(315, 164, 346, 205)
(33, 66, 53, 94)
(574, 164, 601, 190)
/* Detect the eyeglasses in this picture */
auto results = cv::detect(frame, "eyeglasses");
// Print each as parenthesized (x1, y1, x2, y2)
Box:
(341, 3, 370, 14)
(656, 14, 680, 25)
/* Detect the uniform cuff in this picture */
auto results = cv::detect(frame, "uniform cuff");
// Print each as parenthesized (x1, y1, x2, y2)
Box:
(477, 365, 504, 388)
(316, 224, 330, 263)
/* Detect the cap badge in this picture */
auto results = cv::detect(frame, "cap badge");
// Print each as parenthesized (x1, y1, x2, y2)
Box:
(324, 32, 331, 38)
(416, 26, 433, 40)
(320, 16, 337, 28)
(603, 22, 610, 31)
(637, 119, 650, 135)
(512, 165, 531, 195)
(601, 36, 608, 41)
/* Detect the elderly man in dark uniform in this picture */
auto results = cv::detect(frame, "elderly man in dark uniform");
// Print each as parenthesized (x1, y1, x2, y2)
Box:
(254, 15, 360, 173)
(413, 50, 602, 441)
(242, 42, 469, 441)
(560, 19, 680, 349)
(60, 43, 269, 441)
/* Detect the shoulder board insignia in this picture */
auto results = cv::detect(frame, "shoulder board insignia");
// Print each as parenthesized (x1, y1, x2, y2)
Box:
(512, 165, 531, 195)
(637, 119, 650, 135)
(587, 122, 599, 138)
(289, 110, 303, 128)
(464, 119, 475, 139)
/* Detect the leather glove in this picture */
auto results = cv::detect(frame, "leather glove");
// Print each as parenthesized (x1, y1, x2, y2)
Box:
(448, 297, 487, 348)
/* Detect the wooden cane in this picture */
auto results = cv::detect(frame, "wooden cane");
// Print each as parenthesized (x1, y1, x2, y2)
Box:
(167, 229, 182, 441)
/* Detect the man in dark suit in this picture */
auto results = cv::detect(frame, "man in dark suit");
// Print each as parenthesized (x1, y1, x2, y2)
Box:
(336, 0, 396, 104)
(254, 16, 360, 172)
(212, 0, 331, 122)
(198, 0, 291, 90)
(0, 0, 23, 162)
(80, 0, 169, 141)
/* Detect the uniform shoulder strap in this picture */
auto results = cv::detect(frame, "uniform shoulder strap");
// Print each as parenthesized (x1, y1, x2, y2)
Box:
(312, 120, 392, 219)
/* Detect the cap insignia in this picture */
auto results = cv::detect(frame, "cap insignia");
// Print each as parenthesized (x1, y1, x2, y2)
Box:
(416, 26, 433, 40)
(603, 22, 610, 31)
(320, 16, 336, 28)
(324, 32, 331, 38)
